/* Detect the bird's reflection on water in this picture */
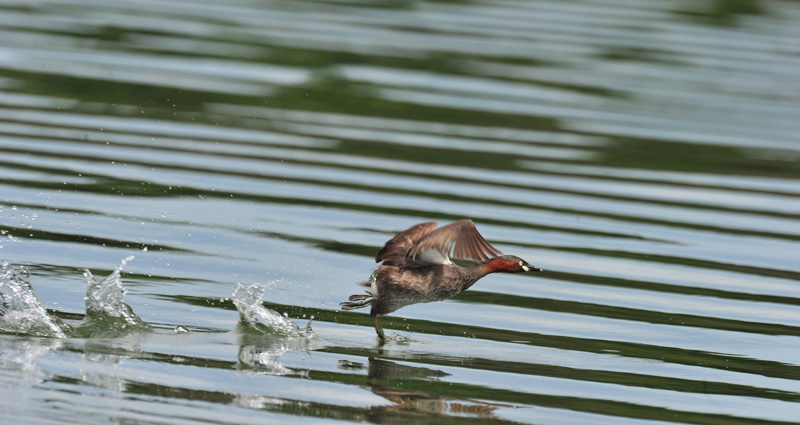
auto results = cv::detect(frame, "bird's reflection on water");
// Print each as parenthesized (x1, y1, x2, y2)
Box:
(345, 357, 509, 421)
(234, 331, 508, 420)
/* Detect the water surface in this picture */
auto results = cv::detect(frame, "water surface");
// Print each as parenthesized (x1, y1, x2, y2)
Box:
(1, 0, 799, 424)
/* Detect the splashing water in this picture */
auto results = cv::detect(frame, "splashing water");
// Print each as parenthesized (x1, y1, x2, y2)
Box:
(0, 261, 68, 338)
(232, 282, 314, 337)
(80, 256, 149, 335)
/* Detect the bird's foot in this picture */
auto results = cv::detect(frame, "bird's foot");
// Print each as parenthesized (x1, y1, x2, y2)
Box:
(339, 291, 375, 310)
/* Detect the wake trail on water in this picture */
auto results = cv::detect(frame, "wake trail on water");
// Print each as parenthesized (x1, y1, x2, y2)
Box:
(1, 257, 315, 339)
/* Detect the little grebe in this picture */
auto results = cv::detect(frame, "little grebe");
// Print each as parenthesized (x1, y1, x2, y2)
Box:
(340, 219, 541, 339)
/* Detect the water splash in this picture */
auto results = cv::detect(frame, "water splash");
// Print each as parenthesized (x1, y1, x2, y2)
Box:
(232, 282, 314, 337)
(79, 255, 150, 336)
(0, 261, 69, 338)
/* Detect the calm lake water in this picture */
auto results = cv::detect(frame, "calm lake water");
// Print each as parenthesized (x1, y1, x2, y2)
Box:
(2, 0, 800, 424)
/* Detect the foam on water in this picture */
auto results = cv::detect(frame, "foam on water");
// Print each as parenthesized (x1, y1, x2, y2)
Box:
(0, 261, 68, 338)
(232, 282, 314, 338)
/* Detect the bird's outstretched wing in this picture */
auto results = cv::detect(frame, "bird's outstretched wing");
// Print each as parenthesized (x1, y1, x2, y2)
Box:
(406, 219, 502, 267)
(375, 221, 439, 267)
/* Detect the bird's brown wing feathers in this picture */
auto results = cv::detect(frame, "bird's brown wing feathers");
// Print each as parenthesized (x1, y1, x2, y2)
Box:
(407, 219, 503, 266)
(375, 221, 439, 266)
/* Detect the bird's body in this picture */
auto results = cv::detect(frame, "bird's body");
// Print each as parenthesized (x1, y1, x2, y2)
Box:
(340, 220, 541, 339)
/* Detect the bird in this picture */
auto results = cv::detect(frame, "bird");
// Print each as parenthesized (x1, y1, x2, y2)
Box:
(340, 219, 541, 339)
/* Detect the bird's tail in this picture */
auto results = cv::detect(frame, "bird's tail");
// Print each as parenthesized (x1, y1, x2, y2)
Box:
(339, 290, 375, 311)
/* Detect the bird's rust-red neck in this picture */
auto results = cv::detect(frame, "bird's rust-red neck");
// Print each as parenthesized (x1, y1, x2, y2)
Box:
(485, 257, 519, 273)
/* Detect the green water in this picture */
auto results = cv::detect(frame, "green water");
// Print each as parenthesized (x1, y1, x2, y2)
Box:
(1, 0, 799, 424)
